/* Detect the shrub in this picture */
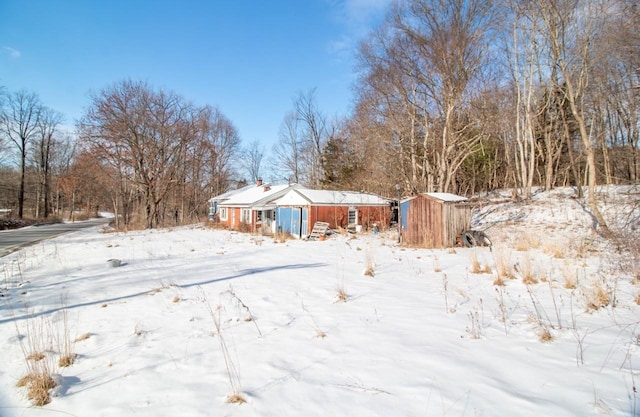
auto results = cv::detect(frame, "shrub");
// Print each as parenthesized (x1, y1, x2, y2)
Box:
(336, 286, 348, 303)
(585, 280, 610, 311)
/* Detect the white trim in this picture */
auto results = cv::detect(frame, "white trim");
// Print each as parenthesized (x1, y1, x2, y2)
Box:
(348, 207, 358, 226)
(241, 208, 251, 223)
(220, 207, 228, 221)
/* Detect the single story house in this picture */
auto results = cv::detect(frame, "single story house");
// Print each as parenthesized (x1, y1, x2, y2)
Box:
(400, 192, 472, 248)
(207, 183, 255, 220)
(215, 181, 300, 233)
(275, 188, 390, 238)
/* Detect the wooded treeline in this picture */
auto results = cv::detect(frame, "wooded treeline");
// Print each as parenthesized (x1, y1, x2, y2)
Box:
(0, 0, 638, 229)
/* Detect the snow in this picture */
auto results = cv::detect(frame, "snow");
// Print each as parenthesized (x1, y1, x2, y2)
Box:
(424, 192, 468, 202)
(1, 186, 639, 417)
(218, 183, 297, 207)
(276, 188, 390, 206)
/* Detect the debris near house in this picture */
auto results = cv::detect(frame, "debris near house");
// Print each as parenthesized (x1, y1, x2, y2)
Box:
(309, 222, 330, 240)
(460, 230, 492, 247)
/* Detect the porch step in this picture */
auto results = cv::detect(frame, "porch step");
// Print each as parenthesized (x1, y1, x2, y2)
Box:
(309, 221, 330, 240)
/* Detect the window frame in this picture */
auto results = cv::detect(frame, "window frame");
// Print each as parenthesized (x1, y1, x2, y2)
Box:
(348, 207, 358, 226)
(241, 208, 251, 224)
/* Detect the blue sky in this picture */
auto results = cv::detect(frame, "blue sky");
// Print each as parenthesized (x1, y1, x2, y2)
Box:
(0, 0, 389, 147)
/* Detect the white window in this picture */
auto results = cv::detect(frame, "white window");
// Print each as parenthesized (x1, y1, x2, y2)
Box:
(348, 207, 357, 226)
(220, 207, 228, 221)
(241, 209, 251, 223)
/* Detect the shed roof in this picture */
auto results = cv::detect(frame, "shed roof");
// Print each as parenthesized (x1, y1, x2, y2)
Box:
(423, 192, 468, 203)
(276, 188, 389, 206)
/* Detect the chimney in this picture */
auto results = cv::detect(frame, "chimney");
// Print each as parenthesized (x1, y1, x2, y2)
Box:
(256, 178, 263, 186)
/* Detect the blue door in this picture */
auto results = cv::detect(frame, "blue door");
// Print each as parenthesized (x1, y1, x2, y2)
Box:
(400, 200, 410, 231)
(277, 207, 293, 233)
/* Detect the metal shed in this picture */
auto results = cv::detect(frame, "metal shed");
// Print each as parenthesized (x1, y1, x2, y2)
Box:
(400, 193, 472, 248)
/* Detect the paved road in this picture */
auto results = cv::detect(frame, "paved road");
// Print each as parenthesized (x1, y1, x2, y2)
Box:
(0, 218, 112, 257)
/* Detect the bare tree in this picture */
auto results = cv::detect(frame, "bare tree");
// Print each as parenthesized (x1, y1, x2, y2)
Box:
(294, 89, 328, 187)
(197, 105, 242, 198)
(33, 107, 63, 218)
(241, 139, 265, 183)
(272, 111, 303, 184)
(352, 0, 496, 194)
(503, 0, 544, 199)
(536, 0, 611, 235)
(0, 85, 7, 162)
(0, 90, 42, 218)
(79, 80, 198, 229)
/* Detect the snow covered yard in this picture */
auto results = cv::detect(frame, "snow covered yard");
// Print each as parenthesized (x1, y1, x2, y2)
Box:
(0, 187, 639, 417)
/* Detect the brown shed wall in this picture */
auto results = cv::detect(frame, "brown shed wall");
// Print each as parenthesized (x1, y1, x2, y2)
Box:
(403, 195, 472, 248)
(308, 205, 389, 231)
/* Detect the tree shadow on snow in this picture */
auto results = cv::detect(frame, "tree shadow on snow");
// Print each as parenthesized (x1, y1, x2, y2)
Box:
(0, 263, 326, 324)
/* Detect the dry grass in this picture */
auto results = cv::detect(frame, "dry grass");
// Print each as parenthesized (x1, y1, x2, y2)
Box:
(172, 294, 181, 303)
(520, 254, 538, 285)
(493, 275, 506, 286)
(433, 257, 442, 273)
(539, 327, 554, 343)
(14, 314, 59, 406)
(16, 373, 57, 406)
(227, 394, 247, 404)
(26, 352, 45, 361)
(470, 251, 493, 274)
(74, 332, 91, 342)
(574, 238, 592, 259)
(58, 354, 76, 368)
(469, 251, 482, 273)
(314, 329, 328, 338)
(203, 294, 246, 405)
(543, 241, 565, 258)
(562, 265, 577, 289)
(515, 233, 540, 251)
(363, 245, 375, 277)
(336, 286, 348, 303)
(273, 231, 293, 243)
(56, 305, 75, 368)
(494, 247, 515, 280)
(586, 281, 611, 311)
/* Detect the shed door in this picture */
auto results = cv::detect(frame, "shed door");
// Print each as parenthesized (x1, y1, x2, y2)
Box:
(291, 208, 301, 238)
(277, 207, 292, 233)
(400, 200, 409, 231)
(301, 208, 309, 237)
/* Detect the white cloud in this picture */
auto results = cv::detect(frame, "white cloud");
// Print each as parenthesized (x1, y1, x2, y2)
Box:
(325, 0, 391, 58)
(343, 0, 390, 26)
(327, 34, 353, 55)
(2, 46, 21, 59)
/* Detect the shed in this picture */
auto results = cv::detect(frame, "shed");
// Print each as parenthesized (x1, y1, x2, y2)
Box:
(400, 192, 472, 248)
(275, 188, 390, 238)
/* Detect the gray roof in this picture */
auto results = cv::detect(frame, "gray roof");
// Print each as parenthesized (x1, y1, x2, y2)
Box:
(275, 188, 390, 206)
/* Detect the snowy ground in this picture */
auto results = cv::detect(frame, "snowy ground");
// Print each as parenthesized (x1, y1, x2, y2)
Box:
(1, 186, 639, 417)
